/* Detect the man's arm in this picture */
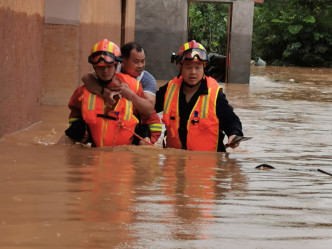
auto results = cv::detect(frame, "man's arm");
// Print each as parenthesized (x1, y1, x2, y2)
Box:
(140, 111, 162, 144)
(140, 71, 157, 106)
(81, 72, 114, 100)
(82, 72, 154, 117)
(144, 92, 156, 107)
(216, 89, 243, 148)
(110, 76, 154, 117)
(81, 72, 102, 94)
(57, 86, 90, 145)
(154, 82, 168, 113)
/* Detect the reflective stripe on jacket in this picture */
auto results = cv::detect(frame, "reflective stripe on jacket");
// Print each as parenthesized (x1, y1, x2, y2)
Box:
(162, 76, 221, 151)
(82, 73, 139, 147)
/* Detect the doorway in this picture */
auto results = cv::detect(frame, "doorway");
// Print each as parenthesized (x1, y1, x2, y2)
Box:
(188, 2, 232, 83)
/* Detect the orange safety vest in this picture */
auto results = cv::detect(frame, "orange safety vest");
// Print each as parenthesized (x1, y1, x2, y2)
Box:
(82, 73, 140, 147)
(162, 76, 221, 151)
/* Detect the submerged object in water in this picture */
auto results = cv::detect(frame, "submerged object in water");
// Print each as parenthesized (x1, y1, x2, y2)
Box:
(254, 57, 266, 66)
(255, 164, 275, 169)
(317, 169, 332, 176)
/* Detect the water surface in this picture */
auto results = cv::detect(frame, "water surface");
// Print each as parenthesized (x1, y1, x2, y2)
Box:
(1, 66, 332, 249)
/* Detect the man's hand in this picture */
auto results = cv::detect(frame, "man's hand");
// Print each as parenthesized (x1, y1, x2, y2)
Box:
(226, 134, 239, 149)
(103, 76, 123, 107)
(107, 75, 154, 117)
(109, 80, 134, 101)
(102, 88, 119, 108)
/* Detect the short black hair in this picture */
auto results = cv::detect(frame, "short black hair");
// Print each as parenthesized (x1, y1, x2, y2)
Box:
(121, 42, 144, 59)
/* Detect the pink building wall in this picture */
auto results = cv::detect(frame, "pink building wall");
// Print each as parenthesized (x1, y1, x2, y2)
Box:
(0, 0, 44, 138)
(0, 0, 136, 139)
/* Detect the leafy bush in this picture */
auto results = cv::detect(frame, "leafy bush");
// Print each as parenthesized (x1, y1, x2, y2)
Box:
(189, 0, 332, 67)
(189, 3, 229, 55)
(252, 0, 332, 67)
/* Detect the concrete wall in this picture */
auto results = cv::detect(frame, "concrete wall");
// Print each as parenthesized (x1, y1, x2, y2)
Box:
(228, 0, 254, 83)
(197, 0, 255, 83)
(135, 0, 188, 80)
(135, 0, 255, 83)
(0, 0, 44, 138)
(43, 0, 128, 105)
(79, 0, 137, 84)
(79, 0, 122, 89)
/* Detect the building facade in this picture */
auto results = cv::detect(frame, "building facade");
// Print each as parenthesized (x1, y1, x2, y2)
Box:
(0, 0, 135, 138)
(135, 0, 259, 83)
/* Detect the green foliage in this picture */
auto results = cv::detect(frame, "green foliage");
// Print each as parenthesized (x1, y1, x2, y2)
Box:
(252, 0, 332, 67)
(188, 3, 229, 55)
(188, 0, 331, 67)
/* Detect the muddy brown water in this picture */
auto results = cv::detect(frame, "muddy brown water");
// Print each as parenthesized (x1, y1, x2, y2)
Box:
(1, 66, 332, 249)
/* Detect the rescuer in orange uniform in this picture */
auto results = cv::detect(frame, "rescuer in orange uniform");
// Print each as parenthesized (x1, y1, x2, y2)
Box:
(155, 40, 243, 152)
(58, 39, 161, 146)
(80, 42, 162, 140)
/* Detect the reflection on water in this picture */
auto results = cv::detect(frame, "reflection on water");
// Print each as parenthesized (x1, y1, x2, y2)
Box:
(0, 66, 332, 248)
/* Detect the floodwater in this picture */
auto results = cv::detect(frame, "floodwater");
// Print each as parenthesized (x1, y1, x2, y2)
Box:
(0, 66, 332, 249)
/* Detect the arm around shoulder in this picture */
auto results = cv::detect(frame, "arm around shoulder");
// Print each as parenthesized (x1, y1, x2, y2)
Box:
(82, 72, 103, 96)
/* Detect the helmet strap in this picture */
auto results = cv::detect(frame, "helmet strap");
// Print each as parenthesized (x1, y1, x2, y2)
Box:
(176, 72, 181, 79)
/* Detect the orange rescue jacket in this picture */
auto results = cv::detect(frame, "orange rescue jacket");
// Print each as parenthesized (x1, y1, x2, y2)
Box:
(162, 76, 221, 151)
(82, 73, 140, 147)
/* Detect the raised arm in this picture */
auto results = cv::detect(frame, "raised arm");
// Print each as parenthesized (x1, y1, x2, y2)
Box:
(111, 78, 154, 117)
(144, 92, 156, 107)
(82, 72, 154, 117)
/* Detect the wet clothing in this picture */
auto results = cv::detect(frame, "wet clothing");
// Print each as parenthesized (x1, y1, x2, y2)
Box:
(66, 73, 161, 146)
(162, 76, 221, 151)
(82, 86, 138, 147)
(116, 64, 156, 95)
(155, 76, 243, 152)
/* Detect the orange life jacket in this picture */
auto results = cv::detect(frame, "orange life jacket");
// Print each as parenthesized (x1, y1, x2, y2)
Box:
(82, 73, 139, 147)
(162, 76, 221, 151)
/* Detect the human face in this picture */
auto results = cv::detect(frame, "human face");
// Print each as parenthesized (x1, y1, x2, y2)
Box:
(94, 64, 116, 81)
(181, 61, 205, 86)
(122, 49, 145, 78)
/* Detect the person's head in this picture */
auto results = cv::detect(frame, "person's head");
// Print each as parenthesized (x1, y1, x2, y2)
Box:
(171, 40, 209, 86)
(121, 42, 145, 78)
(88, 39, 122, 82)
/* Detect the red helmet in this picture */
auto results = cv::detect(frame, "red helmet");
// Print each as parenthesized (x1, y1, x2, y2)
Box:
(88, 39, 122, 66)
(171, 40, 209, 64)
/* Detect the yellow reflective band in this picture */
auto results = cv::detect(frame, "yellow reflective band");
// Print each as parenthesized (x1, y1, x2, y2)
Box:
(88, 94, 96, 110)
(101, 118, 107, 147)
(184, 42, 189, 51)
(68, 118, 80, 125)
(164, 83, 177, 114)
(125, 100, 132, 121)
(149, 123, 162, 132)
(201, 89, 210, 119)
(199, 44, 205, 50)
(214, 87, 221, 115)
